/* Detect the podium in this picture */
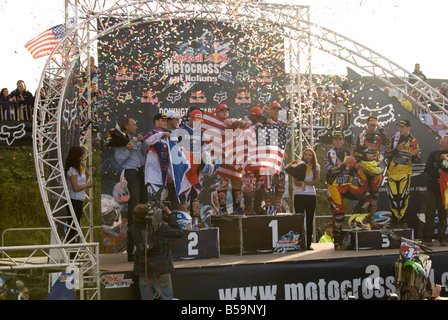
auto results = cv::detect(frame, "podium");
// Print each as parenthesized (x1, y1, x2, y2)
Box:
(343, 228, 414, 251)
(170, 227, 220, 261)
(211, 213, 306, 255)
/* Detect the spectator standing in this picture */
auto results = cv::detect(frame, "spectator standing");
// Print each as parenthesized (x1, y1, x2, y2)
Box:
(9, 80, 34, 120)
(64, 146, 93, 244)
(410, 63, 427, 85)
(439, 82, 448, 98)
(399, 94, 413, 112)
(437, 82, 448, 105)
(0, 88, 19, 120)
(333, 97, 348, 126)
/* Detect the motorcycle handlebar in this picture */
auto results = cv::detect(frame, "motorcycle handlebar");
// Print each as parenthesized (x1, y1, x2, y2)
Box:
(383, 231, 433, 253)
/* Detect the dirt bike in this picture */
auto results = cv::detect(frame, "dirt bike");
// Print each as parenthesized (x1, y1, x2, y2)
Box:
(386, 231, 433, 300)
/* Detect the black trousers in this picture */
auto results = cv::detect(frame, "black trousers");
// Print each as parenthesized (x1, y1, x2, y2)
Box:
(294, 194, 317, 249)
(423, 188, 448, 242)
(67, 198, 84, 243)
(124, 168, 147, 259)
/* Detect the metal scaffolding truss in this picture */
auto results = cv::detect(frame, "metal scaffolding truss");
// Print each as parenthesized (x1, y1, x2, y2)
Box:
(298, 18, 448, 121)
(30, 0, 448, 299)
(0, 243, 100, 300)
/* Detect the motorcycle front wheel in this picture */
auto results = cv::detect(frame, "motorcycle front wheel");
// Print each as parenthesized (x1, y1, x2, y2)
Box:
(400, 286, 420, 300)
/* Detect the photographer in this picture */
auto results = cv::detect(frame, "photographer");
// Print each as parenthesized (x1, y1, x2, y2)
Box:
(129, 202, 183, 300)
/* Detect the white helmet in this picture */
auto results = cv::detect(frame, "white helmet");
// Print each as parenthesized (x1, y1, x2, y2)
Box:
(101, 194, 122, 236)
(173, 211, 192, 230)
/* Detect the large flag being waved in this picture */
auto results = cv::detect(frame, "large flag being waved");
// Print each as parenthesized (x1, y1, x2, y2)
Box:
(202, 111, 241, 180)
(251, 123, 287, 175)
(202, 111, 286, 179)
(169, 139, 198, 201)
(25, 24, 65, 59)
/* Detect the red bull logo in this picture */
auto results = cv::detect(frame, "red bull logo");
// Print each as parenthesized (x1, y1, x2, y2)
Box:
(206, 52, 228, 63)
(190, 91, 207, 104)
(172, 53, 204, 62)
(235, 91, 252, 104)
(115, 67, 133, 81)
(141, 90, 159, 104)
(256, 71, 273, 83)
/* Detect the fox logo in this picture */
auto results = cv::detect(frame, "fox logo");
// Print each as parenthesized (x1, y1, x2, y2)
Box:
(213, 91, 227, 104)
(353, 104, 395, 128)
(0, 123, 26, 146)
(63, 99, 77, 128)
(139, 69, 156, 81)
(167, 91, 182, 103)
(117, 91, 133, 103)
(258, 92, 271, 104)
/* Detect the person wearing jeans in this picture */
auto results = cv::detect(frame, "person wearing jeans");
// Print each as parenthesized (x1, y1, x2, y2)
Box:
(129, 203, 183, 300)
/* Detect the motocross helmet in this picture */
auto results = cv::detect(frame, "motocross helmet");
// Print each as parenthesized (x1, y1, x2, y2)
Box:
(173, 211, 192, 230)
(101, 194, 122, 236)
(362, 160, 384, 176)
(348, 213, 371, 230)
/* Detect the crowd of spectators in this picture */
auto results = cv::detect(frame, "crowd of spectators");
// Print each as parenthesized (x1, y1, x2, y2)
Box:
(0, 80, 34, 121)
(302, 83, 352, 128)
(388, 63, 448, 113)
(3, 63, 447, 127)
(0, 58, 98, 123)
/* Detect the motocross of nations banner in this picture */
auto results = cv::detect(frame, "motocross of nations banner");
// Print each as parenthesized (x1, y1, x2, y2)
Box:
(96, 19, 286, 253)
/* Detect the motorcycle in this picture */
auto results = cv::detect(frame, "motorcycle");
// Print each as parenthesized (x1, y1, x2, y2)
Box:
(386, 232, 433, 300)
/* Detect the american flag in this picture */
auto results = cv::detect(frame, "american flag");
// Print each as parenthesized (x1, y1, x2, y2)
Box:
(25, 24, 66, 59)
(202, 111, 286, 179)
(251, 123, 287, 175)
(202, 111, 244, 180)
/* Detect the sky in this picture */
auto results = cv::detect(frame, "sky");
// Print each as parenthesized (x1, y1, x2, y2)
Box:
(0, 0, 447, 94)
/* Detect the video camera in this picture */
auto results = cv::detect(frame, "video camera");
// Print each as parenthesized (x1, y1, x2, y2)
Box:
(144, 187, 166, 232)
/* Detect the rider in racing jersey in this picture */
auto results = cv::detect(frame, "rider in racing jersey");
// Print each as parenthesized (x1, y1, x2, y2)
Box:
(384, 119, 421, 228)
(353, 116, 389, 215)
(324, 131, 363, 250)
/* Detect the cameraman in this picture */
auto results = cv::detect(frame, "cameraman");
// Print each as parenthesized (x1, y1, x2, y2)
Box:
(129, 203, 183, 300)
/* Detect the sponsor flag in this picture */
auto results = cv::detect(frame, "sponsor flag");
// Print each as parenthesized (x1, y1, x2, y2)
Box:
(25, 24, 66, 59)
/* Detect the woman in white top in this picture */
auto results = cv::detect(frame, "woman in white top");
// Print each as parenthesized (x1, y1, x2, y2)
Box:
(64, 146, 93, 243)
(293, 148, 320, 250)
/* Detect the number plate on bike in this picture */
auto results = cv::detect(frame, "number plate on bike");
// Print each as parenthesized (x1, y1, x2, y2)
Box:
(401, 242, 420, 260)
